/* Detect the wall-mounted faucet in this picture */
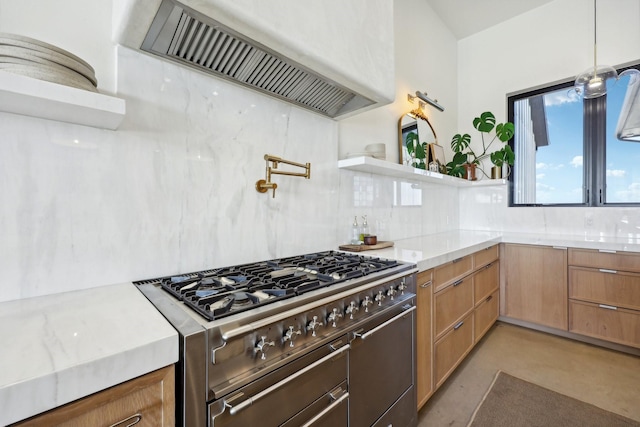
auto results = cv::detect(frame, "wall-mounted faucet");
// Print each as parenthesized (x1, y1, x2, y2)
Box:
(256, 154, 311, 198)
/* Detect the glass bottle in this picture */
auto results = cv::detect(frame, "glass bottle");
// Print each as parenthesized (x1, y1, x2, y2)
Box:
(351, 216, 360, 244)
(359, 215, 369, 241)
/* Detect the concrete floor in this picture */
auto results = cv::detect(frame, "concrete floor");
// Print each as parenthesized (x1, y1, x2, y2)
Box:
(418, 322, 640, 426)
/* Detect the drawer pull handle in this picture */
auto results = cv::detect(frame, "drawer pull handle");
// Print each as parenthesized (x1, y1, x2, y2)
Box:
(552, 246, 567, 250)
(454, 321, 464, 330)
(486, 295, 493, 302)
(453, 279, 463, 287)
(452, 257, 464, 263)
(599, 269, 617, 274)
(110, 414, 142, 427)
(599, 249, 617, 254)
(420, 280, 433, 288)
(598, 304, 618, 310)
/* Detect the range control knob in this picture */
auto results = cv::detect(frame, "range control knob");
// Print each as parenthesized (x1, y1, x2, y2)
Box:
(387, 286, 398, 300)
(374, 290, 386, 306)
(398, 279, 408, 295)
(361, 296, 373, 313)
(254, 336, 275, 360)
(283, 326, 302, 347)
(327, 308, 343, 327)
(307, 315, 324, 337)
(345, 301, 360, 319)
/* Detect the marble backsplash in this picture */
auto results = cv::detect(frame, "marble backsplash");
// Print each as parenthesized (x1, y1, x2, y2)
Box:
(0, 46, 458, 303)
(459, 185, 640, 241)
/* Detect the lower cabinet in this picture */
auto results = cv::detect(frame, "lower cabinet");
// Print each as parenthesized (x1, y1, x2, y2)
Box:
(416, 270, 434, 409)
(434, 312, 473, 388)
(417, 245, 500, 409)
(568, 248, 640, 349)
(502, 244, 568, 330)
(13, 365, 175, 427)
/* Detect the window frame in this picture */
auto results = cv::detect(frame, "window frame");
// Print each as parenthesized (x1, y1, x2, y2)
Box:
(507, 62, 640, 207)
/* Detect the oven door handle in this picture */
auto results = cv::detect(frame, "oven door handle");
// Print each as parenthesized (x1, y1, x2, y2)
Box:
(353, 305, 416, 340)
(301, 391, 349, 427)
(225, 343, 350, 416)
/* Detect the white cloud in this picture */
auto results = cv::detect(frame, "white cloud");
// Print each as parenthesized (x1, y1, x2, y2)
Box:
(536, 162, 547, 170)
(607, 169, 626, 177)
(544, 90, 579, 107)
(613, 182, 640, 202)
(570, 156, 583, 168)
(536, 173, 546, 179)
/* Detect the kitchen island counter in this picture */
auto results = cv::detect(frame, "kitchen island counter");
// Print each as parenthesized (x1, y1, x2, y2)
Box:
(0, 282, 178, 426)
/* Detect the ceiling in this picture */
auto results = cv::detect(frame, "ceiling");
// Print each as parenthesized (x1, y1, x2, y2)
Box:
(425, 0, 555, 40)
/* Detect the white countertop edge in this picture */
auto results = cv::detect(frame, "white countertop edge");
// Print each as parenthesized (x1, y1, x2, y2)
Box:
(357, 230, 640, 270)
(0, 283, 178, 426)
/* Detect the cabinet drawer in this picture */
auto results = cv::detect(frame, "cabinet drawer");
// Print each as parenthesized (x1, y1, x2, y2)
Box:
(434, 277, 474, 339)
(569, 300, 640, 349)
(569, 267, 640, 310)
(434, 313, 473, 388)
(474, 290, 499, 343)
(433, 255, 473, 292)
(474, 245, 499, 269)
(569, 248, 640, 273)
(14, 365, 174, 427)
(474, 262, 499, 305)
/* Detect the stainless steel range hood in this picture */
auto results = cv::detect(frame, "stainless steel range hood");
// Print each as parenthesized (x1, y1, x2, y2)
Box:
(133, 0, 375, 118)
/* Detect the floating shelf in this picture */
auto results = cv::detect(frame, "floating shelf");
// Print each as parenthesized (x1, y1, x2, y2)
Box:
(338, 156, 506, 187)
(0, 72, 125, 130)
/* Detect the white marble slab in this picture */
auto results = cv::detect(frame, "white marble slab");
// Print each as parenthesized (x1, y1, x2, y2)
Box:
(351, 229, 640, 272)
(0, 283, 178, 426)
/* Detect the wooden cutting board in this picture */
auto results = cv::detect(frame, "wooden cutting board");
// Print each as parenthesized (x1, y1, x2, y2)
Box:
(338, 241, 394, 252)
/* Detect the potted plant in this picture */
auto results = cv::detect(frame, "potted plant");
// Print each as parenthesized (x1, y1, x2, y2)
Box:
(489, 144, 515, 178)
(447, 112, 515, 179)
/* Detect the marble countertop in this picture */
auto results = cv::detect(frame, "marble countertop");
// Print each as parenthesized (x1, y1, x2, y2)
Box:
(0, 283, 178, 426)
(357, 229, 640, 270)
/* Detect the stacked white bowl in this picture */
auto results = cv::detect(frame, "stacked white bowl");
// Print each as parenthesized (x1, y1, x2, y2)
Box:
(0, 33, 97, 92)
(365, 143, 386, 160)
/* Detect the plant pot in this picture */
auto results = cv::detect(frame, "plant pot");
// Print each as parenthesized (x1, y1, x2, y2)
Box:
(491, 165, 502, 179)
(463, 163, 477, 181)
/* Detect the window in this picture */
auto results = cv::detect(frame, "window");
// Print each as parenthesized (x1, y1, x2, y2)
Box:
(507, 63, 640, 206)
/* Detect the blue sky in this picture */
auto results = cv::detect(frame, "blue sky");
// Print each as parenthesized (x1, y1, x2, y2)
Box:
(535, 74, 640, 204)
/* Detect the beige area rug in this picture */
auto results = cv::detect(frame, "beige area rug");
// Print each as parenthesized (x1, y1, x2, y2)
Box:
(467, 371, 640, 427)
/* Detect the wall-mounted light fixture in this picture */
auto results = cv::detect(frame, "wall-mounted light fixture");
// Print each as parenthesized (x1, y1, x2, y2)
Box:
(256, 154, 311, 198)
(408, 91, 445, 112)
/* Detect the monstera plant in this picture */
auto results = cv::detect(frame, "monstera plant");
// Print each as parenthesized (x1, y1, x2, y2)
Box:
(447, 112, 515, 179)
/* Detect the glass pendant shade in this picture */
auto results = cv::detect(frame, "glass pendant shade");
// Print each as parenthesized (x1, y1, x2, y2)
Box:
(575, 64, 618, 98)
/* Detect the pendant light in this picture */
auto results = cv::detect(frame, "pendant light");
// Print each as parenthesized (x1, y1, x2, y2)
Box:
(574, 0, 618, 98)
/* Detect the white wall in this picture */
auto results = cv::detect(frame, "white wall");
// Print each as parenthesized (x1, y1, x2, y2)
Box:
(339, 0, 458, 163)
(0, 0, 461, 303)
(459, 0, 640, 237)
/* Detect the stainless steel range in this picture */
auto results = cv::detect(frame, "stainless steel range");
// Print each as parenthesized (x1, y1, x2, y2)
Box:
(134, 250, 418, 427)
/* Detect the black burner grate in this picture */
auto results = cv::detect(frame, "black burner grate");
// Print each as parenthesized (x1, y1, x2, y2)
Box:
(138, 251, 401, 321)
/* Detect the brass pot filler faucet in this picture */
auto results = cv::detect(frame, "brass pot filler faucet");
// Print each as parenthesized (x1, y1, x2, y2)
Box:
(256, 154, 311, 198)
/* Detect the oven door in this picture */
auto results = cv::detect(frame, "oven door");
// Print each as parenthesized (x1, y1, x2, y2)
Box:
(209, 336, 349, 427)
(349, 303, 417, 427)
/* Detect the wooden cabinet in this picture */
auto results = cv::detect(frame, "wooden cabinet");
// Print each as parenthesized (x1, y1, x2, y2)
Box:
(433, 254, 473, 292)
(431, 244, 500, 393)
(416, 270, 433, 410)
(474, 261, 499, 343)
(13, 365, 175, 427)
(502, 244, 568, 330)
(568, 248, 640, 348)
(434, 312, 473, 388)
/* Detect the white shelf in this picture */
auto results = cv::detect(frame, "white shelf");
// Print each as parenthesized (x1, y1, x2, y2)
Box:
(338, 156, 507, 187)
(0, 72, 125, 130)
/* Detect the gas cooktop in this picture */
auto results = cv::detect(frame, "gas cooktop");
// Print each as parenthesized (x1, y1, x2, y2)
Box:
(135, 250, 404, 321)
